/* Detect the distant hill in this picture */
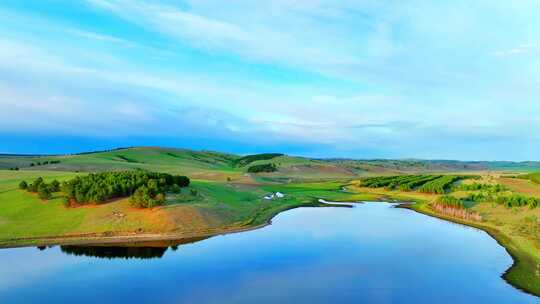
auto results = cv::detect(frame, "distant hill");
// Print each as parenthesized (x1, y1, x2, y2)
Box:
(1, 147, 539, 181)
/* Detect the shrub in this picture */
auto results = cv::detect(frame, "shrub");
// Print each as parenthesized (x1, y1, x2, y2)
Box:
(27, 177, 44, 193)
(18, 180, 28, 190)
(37, 184, 52, 200)
(50, 180, 60, 192)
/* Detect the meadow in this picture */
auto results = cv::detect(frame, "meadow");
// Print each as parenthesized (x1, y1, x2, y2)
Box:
(2, 147, 540, 296)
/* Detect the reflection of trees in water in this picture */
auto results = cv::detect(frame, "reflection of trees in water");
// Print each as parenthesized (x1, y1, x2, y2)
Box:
(60, 246, 168, 260)
(55, 236, 210, 260)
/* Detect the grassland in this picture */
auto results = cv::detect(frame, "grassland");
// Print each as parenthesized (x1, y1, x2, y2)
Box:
(2, 147, 540, 296)
(0, 166, 363, 248)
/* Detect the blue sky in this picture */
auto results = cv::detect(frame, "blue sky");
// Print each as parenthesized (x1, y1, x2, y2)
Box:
(1, 1, 539, 160)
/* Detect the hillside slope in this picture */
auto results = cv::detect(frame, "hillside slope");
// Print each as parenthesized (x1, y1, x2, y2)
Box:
(2, 147, 539, 182)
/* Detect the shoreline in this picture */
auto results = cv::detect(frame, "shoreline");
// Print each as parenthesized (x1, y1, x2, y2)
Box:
(0, 201, 348, 249)
(1, 197, 538, 298)
(399, 202, 540, 298)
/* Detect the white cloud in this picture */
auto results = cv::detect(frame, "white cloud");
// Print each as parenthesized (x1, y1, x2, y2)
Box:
(2, 1, 540, 159)
(494, 43, 540, 57)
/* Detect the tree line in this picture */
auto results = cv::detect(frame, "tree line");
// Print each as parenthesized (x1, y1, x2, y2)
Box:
(29, 160, 61, 167)
(436, 193, 540, 209)
(454, 183, 506, 193)
(418, 176, 462, 194)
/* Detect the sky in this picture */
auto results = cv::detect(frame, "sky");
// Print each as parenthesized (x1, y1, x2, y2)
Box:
(1, 1, 539, 160)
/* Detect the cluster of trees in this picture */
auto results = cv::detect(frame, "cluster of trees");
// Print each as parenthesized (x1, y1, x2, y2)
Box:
(496, 195, 540, 209)
(455, 192, 540, 209)
(129, 179, 166, 208)
(418, 176, 462, 194)
(233, 153, 283, 167)
(455, 183, 506, 193)
(437, 195, 465, 208)
(19, 177, 60, 200)
(8, 167, 19, 171)
(61, 171, 189, 208)
(361, 175, 468, 193)
(463, 192, 491, 203)
(361, 175, 427, 188)
(433, 196, 482, 221)
(247, 163, 277, 173)
(29, 160, 61, 167)
(396, 175, 441, 191)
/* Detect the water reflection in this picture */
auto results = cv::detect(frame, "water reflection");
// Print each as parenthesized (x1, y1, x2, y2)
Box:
(0, 203, 536, 304)
(60, 246, 168, 260)
(36, 237, 210, 260)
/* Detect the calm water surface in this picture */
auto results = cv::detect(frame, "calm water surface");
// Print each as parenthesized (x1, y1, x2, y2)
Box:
(0, 202, 538, 303)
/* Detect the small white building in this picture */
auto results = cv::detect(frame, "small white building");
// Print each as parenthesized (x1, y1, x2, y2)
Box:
(263, 192, 285, 200)
(263, 194, 275, 200)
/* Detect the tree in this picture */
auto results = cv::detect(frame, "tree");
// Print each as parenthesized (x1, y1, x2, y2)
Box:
(62, 196, 71, 208)
(27, 177, 44, 193)
(50, 180, 60, 192)
(171, 184, 181, 194)
(37, 184, 52, 200)
(19, 180, 28, 190)
(173, 175, 190, 187)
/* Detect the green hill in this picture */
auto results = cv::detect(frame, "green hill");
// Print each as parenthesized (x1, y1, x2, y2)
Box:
(2, 147, 539, 182)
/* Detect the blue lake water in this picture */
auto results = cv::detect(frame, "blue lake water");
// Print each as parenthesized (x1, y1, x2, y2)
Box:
(0, 202, 538, 303)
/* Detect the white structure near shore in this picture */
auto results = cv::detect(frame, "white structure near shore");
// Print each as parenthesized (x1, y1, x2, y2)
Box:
(264, 192, 285, 200)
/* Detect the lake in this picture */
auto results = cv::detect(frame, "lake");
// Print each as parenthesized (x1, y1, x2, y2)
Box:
(0, 202, 538, 303)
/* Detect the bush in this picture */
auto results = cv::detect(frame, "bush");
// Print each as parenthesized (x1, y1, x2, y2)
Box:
(37, 183, 52, 200)
(27, 177, 44, 193)
(50, 180, 60, 192)
(18, 180, 28, 190)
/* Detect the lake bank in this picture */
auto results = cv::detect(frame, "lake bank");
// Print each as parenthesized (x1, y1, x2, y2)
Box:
(404, 202, 540, 297)
(1, 202, 536, 303)
(0, 200, 351, 249)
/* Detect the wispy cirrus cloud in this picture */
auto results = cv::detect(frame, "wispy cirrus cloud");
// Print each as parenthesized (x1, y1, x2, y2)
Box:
(1, 1, 540, 159)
